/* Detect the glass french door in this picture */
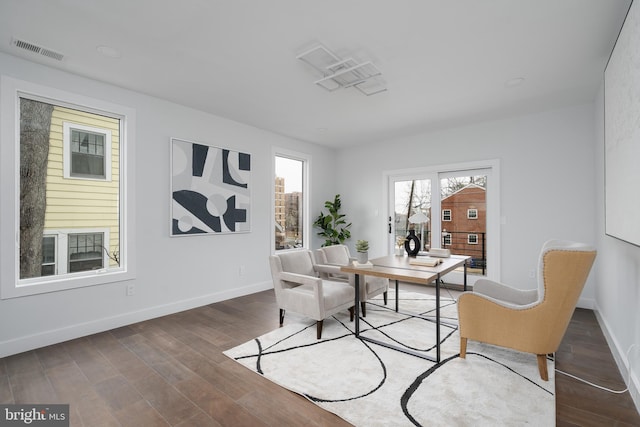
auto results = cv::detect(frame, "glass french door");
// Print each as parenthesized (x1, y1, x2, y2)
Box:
(387, 163, 498, 286)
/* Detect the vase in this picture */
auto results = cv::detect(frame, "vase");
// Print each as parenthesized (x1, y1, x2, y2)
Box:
(404, 230, 421, 257)
(356, 251, 368, 264)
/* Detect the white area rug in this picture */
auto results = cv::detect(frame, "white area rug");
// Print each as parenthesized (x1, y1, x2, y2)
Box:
(224, 291, 555, 426)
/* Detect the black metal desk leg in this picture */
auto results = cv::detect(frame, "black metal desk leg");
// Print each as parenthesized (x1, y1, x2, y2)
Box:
(354, 274, 360, 336)
(464, 262, 468, 291)
(395, 280, 399, 312)
(436, 273, 441, 363)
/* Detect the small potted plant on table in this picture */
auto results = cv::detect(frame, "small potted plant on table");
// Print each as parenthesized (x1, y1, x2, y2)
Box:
(355, 239, 369, 264)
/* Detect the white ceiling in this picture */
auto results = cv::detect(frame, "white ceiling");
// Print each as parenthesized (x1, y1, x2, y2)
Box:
(0, 0, 632, 148)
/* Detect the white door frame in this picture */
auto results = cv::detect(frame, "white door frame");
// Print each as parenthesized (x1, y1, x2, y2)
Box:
(383, 159, 501, 285)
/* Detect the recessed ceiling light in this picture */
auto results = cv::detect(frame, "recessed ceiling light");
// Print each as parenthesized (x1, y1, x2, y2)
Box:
(315, 127, 328, 133)
(505, 77, 525, 88)
(96, 45, 121, 58)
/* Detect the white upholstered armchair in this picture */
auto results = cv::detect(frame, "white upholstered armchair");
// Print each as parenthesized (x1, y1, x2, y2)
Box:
(269, 250, 355, 339)
(457, 240, 596, 380)
(315, 244, 389, 316)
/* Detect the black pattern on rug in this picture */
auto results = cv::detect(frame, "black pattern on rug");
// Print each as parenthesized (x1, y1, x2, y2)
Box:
(225, 290, 555, 426)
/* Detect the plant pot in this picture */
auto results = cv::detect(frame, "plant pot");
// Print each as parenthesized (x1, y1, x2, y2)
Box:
(356, 251, 368, 264)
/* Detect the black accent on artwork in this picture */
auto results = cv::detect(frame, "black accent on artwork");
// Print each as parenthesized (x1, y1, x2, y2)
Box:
(192, 143, 209, 177)
(222, 195, 247, 232)
(239, 152, 251, 170)
(172, 219, 206, 235)
(173, 190, 222, 232)
(222, 149, 249, 188)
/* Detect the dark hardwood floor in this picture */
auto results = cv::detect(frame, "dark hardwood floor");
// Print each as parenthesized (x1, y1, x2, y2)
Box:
(1, 286, 638, 426)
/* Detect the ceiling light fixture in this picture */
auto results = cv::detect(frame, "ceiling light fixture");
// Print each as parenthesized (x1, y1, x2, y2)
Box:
(296, 44, 387, 96)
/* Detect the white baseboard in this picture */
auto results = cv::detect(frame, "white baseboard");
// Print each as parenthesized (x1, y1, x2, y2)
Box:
(576, 296, 595, 310)
(593, 304, 640, 414)
(0, 280, 273, 358)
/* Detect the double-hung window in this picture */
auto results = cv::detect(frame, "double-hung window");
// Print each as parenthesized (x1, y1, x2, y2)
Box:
(0, 76, 136, 299)
(273, 149, 309, 251)
(65, 123, 112, 180)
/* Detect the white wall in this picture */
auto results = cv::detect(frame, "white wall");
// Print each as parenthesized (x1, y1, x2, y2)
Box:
(3, 52, 636, 415)
(594, 83, 640, 408)
(336, 103, 598, 302)
(0, 52, 337, 357)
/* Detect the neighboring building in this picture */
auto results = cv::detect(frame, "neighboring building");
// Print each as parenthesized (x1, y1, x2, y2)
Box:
(274, 176, 286, 249)
(441, 183, 486, 263)
(284, 191, 302, 245)
(42, 106, 120, 275)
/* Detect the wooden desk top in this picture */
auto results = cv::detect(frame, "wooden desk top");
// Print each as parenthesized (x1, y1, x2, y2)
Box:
(340, 255, 469, 285)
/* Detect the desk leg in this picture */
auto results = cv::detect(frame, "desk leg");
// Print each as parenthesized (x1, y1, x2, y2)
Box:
(436, 273, 441, 363)
(355, 274, 360, 337)
(395, 280, 399, 312)
(464, 261, 468, 292)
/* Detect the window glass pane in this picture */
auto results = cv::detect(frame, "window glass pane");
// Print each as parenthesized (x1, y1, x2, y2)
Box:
(19, 97, 120, 279)
(42, 236, 56, 263)
(275, 156, 304, 250)
(440, 174, 487, 274)
(70, 129, 106, 178)
(68, 233, 103, 272)
(394, 179, 431, 252)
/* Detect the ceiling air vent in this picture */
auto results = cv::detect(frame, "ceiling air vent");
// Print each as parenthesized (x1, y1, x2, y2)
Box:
(12, 38, 64, 61)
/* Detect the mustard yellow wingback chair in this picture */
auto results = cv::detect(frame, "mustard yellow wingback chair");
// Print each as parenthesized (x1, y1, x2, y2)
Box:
(457, 240, 596, 381)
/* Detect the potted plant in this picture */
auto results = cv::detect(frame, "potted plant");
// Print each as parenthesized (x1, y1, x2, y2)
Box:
(313, 194, 352, 247)
(355, 239, 369, 264)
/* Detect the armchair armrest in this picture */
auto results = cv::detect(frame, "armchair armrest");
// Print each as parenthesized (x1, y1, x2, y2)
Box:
(279, 271, 322, 288)
(314, 263, 344, 275)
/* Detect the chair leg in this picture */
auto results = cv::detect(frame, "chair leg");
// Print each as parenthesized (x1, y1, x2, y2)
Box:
(279, 309, 285, 326)
(537, 354, 549, 381)
(460, 337, 467, 358)
(349, 306, 354, 322)
(361, 302, 367, 317)
(383, 291, 388, 305)
(316, 320, 323, 339)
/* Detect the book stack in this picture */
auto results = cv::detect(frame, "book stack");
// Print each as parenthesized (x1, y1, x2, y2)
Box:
(409, 257, 443, 267)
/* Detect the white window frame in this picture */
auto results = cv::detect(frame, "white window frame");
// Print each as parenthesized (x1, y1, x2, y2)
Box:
(41, 228, 111, 276)
(41, 233, 58, 276)
(272, 147, 310, 253)
(384, 159, 501, 284)
(0, 76, 136, 299)
(442, 209, 452, 221)
(468, 233, 479, 245)
(63, 122, 112, 181)
(443, 233, 452, 246)
(467, 208, 478, 219)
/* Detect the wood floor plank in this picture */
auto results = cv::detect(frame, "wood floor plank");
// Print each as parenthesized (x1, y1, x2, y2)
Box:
(1, 289, 638, 426)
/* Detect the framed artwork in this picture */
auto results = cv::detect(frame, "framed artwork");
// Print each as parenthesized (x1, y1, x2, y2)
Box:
(170, 138, 251, 236)
(604, 0, 640, 247)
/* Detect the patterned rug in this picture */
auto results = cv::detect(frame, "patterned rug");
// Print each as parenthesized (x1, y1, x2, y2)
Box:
(224, 290, 555, 426)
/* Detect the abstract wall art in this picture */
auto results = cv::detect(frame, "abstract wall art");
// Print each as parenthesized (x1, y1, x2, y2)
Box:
(170, 138, 251, 236)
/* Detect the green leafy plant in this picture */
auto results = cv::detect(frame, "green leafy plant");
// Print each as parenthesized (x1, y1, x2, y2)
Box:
(313, 194, 352, 247)
(355, 239, 369, 252)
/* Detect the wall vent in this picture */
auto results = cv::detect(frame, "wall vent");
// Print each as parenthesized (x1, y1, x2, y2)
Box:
(12, 38, 64, 61)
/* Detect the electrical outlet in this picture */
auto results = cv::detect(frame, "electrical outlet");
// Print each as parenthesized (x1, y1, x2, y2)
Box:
(126, 284, 135, 296)
(239, 265, 246, 276)
(528, 270, 536, 279)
